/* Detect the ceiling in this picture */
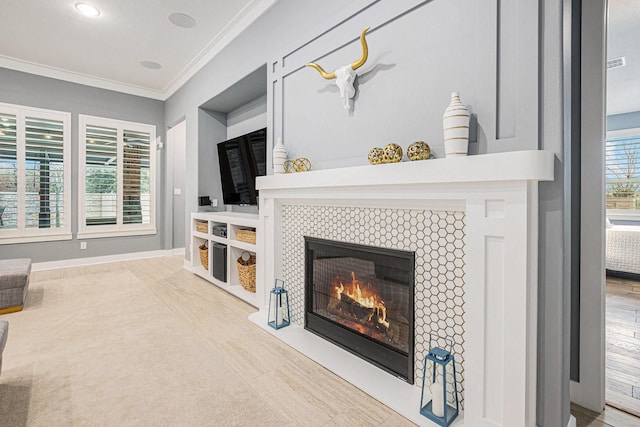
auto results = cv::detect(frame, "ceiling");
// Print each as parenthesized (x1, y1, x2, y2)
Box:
(0, 0, 278, 100)
(608, 0, 640, 116)
(0, 1, 636, 113)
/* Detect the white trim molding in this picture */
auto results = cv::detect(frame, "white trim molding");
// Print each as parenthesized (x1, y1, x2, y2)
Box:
(255, 150, 554, 426)
(32, 248, 184, 271)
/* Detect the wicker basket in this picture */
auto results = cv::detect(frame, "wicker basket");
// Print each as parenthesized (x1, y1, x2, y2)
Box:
(198, 243, 208, 270)
(236, 229, 256, 244)
(195, 221, 208, 233)
(237, 253, 256, 293)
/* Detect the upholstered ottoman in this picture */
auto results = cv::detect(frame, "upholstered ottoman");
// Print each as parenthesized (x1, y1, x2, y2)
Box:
(0, 258, 32, 314)
(0, 320, 7, 375)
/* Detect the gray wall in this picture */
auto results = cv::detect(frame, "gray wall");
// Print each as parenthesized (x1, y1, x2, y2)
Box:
(0, 67, 166, 262)
(607, 110, 640, 131)
(165, 0, 567, 425)
(227, 95, 267, 140)
(165, 0, 371, 259)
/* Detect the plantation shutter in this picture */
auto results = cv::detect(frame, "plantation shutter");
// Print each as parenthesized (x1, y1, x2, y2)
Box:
(24, 116, 65, 229)
(123, 129, 151, 225)
(85, 125, 118, 226)
(606, 132, 640, 210)
(0, 112, 17, 230)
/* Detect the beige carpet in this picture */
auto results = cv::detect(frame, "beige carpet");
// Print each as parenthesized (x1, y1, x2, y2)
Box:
(0, 270, 284, 426)
(0, 259, 413, 426)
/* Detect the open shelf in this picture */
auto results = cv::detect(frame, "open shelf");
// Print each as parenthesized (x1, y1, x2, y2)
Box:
(189, 212, 260, 307)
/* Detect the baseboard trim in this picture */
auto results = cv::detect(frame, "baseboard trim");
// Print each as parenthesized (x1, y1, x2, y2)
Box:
(606, 269, 640, 282)
(568, 415, 576, 427)
(32, 248, 185, 271)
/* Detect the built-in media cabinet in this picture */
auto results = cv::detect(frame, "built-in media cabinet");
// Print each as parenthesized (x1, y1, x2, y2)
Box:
(190, 212, 260, 307)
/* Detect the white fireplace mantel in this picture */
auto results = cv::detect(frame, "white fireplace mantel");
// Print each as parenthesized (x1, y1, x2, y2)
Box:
(252, 150, 554, 427)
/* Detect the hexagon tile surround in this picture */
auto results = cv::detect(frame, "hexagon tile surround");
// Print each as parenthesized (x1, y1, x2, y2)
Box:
(282, 205, 466, 407)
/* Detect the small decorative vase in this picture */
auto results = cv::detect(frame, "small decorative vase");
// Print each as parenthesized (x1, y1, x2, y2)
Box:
(443, 92, 470, 158)
(407, 141, 431, 161)
(272, 137, 287, 174)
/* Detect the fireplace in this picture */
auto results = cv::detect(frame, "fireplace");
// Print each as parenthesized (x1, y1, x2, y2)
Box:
(305, 237, 415, 383)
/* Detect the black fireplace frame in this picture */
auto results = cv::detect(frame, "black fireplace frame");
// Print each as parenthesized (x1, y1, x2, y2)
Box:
(304, 237, 415, 383)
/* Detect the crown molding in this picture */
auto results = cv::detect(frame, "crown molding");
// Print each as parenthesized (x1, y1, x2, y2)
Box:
(162, 0, 280, 99)
(0, 55, 166, 100)
(0, 0, 280, 101)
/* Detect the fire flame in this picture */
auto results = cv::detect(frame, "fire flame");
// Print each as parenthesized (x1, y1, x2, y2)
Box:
(334, 272, 389, 328)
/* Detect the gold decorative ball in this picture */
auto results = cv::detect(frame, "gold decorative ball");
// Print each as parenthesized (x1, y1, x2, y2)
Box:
(293, 157, 311, 172)
(407, 141, 431, 161)
(284, 159, 295, 173)
(368, 147, 385, 165)
(383, 143, 403, 163)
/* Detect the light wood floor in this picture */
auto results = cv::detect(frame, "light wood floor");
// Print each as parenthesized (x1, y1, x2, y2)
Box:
(606, 276, 640, 418)
(571, 403, 640, 427)
(571, 276, 640, 427)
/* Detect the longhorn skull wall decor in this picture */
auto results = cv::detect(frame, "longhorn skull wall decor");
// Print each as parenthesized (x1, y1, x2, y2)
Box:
(306, 27, 370, 111)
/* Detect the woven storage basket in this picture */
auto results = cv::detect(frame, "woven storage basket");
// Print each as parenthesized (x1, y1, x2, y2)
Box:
(199, 243, 208, 270)
(236, 229, 256, 244)
(237, 253, 256, 293)
(195, 221, 208, 233)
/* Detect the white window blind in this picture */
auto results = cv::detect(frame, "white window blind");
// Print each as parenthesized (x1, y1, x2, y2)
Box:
(79, 115, 156, 238)
(606, 129, 640, 211)
(0, 112, 17, 230)
(0, 103, 71, 244)
(123, 129, 151, 225)
(25, 116, 66, 229)
(85, 124, 118, 226)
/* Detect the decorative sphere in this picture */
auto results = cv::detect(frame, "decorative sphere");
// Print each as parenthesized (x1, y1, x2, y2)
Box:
(284, 159, 295, 173)
(293, 157, 311, 172)
(407, 141, 431, 161)
(368, 147, 385, 165)
(383, 143, 403, 163)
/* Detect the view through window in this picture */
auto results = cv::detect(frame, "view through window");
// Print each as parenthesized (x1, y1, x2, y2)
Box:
(606, 128, 640, 216)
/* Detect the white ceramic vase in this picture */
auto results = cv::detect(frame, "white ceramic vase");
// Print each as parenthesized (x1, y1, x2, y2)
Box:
(443, 92, 470, 158)
(272, 137, 287, 174)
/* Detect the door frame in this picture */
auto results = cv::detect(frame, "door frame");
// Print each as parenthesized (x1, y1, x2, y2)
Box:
(569, 0, 607, 412)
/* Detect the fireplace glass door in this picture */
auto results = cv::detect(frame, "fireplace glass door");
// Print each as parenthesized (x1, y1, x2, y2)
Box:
(305, 237, 415, 382)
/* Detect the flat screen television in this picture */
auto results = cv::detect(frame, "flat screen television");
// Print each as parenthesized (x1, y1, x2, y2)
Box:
(217, 127, 266, 206)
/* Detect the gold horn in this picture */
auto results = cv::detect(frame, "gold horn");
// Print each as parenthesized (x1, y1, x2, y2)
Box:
(305, 62, 336, 80)
(350, 27, 370, 70)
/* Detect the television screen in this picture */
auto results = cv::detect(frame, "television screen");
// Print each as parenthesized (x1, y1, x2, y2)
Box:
(217, 128, 266, 205)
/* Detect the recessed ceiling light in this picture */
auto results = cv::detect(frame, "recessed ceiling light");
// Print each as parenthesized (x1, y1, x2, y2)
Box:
(168, 12, 197, 29)
(75, 3, 100, 17)
(140, 61, 162, 70)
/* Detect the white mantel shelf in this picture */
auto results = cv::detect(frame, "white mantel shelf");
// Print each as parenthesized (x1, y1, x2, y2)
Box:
(257, 150, 554, 190)
(255, 150, 554, 427)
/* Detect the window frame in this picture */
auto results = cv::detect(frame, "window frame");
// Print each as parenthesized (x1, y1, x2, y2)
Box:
(606, 127, 640, 223)
(78, 114, 157, 239)
(0, 102, 72, 244)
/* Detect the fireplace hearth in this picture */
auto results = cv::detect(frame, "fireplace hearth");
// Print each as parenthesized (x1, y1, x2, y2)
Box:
(305, 237, 415, 383)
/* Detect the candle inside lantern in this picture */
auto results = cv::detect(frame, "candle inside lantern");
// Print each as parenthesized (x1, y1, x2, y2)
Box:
(431, 380, 445, 417)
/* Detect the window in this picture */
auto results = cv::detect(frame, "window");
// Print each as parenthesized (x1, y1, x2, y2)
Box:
(606, 128, 640, 221)
(0, 103, 71, 244)
(79, 115, 156, 238)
